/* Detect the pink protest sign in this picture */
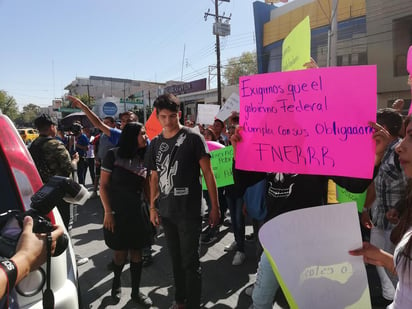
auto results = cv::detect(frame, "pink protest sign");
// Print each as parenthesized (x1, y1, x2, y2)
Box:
(407, 46, 412, 74)
(236, 65, 377, 178)
(206, 141, 225, 152)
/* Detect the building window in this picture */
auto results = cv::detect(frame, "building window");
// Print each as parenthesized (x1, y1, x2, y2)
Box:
(392, 15, 412, 77)
(358, 52, 367, 65)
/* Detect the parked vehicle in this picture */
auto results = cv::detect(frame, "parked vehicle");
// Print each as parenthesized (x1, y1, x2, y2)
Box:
(18, 128, 39, 145)
(0, 112, 80, 308)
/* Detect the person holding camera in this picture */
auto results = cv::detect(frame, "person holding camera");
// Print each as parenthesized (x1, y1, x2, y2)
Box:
(30, 114, 89, 267)
(0, 216, 63, 306)
(30, 114, 79, 230)
(69, 123, 89, 186)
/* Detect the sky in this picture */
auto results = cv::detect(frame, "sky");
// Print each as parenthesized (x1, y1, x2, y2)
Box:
(0, 0, 275, 110)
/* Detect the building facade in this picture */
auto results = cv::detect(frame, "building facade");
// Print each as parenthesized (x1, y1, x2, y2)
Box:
(64, 76, 164, 116)
(253, 0, 412, 112)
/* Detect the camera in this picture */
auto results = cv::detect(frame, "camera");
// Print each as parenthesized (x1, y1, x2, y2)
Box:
(0, 176, 90, 258)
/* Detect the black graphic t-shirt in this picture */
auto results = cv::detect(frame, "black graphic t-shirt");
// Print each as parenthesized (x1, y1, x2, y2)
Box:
(146, 127, 210, 220)
(234, 167, 374, 222)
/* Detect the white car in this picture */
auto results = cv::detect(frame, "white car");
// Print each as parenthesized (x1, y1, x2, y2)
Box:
(0, 112, 80, 308)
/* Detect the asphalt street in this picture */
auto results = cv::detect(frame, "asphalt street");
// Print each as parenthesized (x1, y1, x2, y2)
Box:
(71, 190, 257, 309)
(71, 184, 388, 309)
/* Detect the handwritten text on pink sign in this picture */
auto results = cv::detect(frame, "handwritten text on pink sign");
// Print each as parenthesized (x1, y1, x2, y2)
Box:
(236, 66, 377, 178)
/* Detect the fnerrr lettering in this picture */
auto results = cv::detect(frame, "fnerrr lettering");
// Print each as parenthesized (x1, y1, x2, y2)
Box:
(254, 143, 335, 167)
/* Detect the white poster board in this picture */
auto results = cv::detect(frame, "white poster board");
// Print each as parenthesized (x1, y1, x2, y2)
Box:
(259, 202, 371, 309)
(196, 104, 220, 125)
(215, 92, 240, 121)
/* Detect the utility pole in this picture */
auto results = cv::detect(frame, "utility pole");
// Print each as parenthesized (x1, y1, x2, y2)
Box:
(86, 84, 91, 106)
(205, 0, 231, 107)
(328, 0, 338, 67)
(123, 82, 127, 112)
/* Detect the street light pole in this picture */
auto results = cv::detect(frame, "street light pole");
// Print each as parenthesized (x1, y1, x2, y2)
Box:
(215, 0, 222, 107)
(328, 0, 338, 67)
(205, 0, 231, 107)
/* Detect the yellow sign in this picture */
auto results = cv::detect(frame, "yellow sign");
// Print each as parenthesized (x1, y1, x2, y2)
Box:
(282, 16, 311, 72)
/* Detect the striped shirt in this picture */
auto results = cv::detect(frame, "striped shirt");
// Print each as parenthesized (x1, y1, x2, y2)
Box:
(372, 138, 407, 230)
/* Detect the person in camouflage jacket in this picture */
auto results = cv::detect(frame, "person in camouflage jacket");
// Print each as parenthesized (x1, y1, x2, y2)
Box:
(29, 114, 79, 229)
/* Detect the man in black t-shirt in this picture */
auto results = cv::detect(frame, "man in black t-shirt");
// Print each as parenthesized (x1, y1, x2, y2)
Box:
(146, 94, 220, 309)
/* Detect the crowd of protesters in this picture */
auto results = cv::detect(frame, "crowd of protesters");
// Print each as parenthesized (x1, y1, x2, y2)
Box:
(13, 75, 412, 309)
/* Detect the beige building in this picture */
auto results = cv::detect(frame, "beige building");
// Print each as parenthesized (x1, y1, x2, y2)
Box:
(65, 76, 164, 109)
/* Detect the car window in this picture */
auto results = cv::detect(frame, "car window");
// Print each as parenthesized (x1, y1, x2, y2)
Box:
(0, 155, 20, 213)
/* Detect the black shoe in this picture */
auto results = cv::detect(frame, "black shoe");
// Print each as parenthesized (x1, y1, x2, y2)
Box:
(131, 292, 153, 307)
(245, 233, 255, 242)
(201, 233, 217, 245)
(222, 217, 231, 227)
(201, 225, 211, 235)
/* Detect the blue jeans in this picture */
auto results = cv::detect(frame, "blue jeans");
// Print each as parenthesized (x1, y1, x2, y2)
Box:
(162, 216, 202, 308)
(252, 252, 279, 309)
(226, 196, 245, 252)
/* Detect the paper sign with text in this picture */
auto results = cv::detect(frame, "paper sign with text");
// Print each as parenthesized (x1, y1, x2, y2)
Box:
(259, 202, 371, 309)
(407, 46, 412, 115)
(282, 16, 311, 72)
(216, 92, 240, 121)
(236, 65, 377, 178)
(202, 146, 234, 189)
(145, 109, 162, 140)
(197, 104, 221, 125)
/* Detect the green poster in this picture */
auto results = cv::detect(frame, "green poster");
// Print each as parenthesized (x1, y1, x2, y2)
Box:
(336, 185, 367, 213)
(202, 146, 234, 189)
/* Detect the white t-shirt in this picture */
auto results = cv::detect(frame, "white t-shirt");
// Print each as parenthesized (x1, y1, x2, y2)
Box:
(389, 227, 412, 309)
(86, 136, 95, 159)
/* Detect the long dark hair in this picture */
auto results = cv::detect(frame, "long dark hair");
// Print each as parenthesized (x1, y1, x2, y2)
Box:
(391, 115, 412, 269)
(117, 122, 145, 159)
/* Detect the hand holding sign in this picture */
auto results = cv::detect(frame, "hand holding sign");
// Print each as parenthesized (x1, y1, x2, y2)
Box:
(259, 202, 371, 309)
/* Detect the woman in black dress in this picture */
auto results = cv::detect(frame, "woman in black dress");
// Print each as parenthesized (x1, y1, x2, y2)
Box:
(100, 122, 152, 307)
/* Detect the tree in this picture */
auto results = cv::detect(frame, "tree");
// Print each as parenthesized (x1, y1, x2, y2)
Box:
(0, 90, 19, 121)
(21, 104, 41, 126)
(132, 105, 153, 124)
(223, 51, 258, 85)
(78, 93, 95, 108)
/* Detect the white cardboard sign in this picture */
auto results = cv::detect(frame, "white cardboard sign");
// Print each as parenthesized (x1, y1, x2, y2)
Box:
(259, 202, 371, 309)
(196, 104, 220, 125)
(216, 92, 240, 121)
